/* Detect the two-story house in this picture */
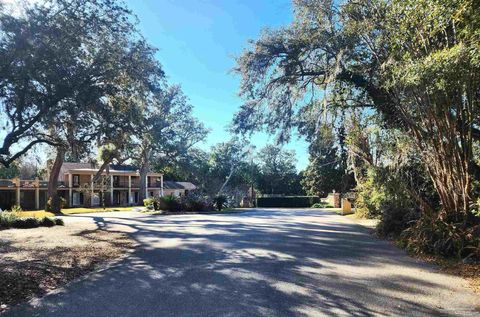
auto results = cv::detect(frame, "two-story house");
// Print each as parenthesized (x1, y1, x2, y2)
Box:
(0, 162, 195, 210)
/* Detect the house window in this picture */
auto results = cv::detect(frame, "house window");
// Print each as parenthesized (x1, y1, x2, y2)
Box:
(113, 176, 120, 187)
(72, 175, 80, 187)
(134, 192, 139, 203)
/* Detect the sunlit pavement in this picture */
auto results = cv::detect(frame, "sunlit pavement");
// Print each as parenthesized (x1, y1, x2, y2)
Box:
(6, 209, 479, 316)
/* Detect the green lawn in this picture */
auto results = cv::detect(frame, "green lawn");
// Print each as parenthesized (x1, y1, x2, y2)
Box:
(61, 207, 137, 214)
(15, 207, 137, 218)
(14, 210, 56, 218)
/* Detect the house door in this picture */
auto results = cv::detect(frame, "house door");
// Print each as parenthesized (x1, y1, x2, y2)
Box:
(92, 193, 100, 206)
(72, 192, 80, 206)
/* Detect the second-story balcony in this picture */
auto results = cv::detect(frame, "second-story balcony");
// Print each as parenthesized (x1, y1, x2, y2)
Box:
(147, 181, 162, 188)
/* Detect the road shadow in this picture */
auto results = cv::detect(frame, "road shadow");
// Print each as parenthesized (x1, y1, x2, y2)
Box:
(5, 209, 477, 316)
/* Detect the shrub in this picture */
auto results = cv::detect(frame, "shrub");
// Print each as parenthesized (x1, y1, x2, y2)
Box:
(40, 217, 57, 227)
(376, 205, 419, 237)
(257, 196, 320, 208)
(160, 195, 180, 212)
(55, 218, 65, 226)
(399, 214, 480, 259)
(143, 198, 155, 207)
(12, 217, 40, 229)
(213, 195, 227, 211)
(179, 193, 212, 212)
(10, 205, 23, 213)
(1, 211, 64, 229)
(0, 211, 18, 228)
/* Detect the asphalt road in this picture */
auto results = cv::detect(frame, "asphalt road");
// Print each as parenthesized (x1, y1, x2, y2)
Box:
(5, 209, 479, 316)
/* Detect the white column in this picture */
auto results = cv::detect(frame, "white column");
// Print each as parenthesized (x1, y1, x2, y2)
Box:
(161, 175, 164, 197)
(128, 175, 132, 205)
(90, 174, 94, 206)
(145, 175, 149, 198)
(110, 175, 114, 205)
(68, 174, 73, 207)
(35, 177, 40, 210)
(14, 178, 20, 206)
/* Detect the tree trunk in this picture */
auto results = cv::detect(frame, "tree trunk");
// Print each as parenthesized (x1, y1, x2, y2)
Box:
(139, 148, 151, 203)
(218, 166, 235, 196)
(46, 148, 65, 214)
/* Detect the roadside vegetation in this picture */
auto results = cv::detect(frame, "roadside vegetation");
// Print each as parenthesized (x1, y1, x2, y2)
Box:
(0, 212, 63, 229)
(1, 206, 64, 230)
(143, 193, 229, 213)
(233, 0, 480, 263)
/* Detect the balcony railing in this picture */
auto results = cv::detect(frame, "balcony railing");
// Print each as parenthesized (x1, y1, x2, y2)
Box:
(112, 181, 129, 188)
(0, 179, 66, 188)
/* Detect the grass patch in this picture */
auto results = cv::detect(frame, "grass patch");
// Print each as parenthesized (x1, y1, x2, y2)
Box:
(311, 202, 334, 208)
(14, 211, 55, 218)
(61, 207, 136, 214)
(17, 207, 137, 217)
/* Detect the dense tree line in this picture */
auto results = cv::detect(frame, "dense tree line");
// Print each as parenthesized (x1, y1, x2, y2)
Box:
(155, 141, 306, 204)
(233, 0, 480, 258)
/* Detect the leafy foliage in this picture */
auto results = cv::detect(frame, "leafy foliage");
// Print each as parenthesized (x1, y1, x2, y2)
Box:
(256, 145, 303, 195)
(0, 212, 63, 229)
(213, 195, 228, 211)
(233, 0, 480, 258)
(400, 215, 480, 259)
(159, 195, 181, 212)
(179, 193, 213, 212)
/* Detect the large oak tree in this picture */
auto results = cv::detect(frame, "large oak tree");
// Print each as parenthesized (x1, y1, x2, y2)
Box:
(233, 0, 480, 221)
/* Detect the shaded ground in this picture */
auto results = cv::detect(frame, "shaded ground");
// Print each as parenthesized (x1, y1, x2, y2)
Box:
(0, 218, 135, 313)
(4, 209, 480, 316)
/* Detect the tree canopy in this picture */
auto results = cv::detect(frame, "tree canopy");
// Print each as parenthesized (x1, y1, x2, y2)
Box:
(234, 0, 480, 257)
(234, 0, 480, 215)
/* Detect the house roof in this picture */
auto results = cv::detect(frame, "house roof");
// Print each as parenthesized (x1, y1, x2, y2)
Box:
(61, 162, 97, 170)
(176, 182, 196, 190)
(163, 181, 196, 190)
(60, 162, 161, 176)
(109, 164, 139, 172)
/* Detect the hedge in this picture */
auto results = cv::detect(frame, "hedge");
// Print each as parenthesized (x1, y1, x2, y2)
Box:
(256, 196, 321, 208)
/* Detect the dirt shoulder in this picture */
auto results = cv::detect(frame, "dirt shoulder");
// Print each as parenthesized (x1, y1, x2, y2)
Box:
(0, 218, 136, 314)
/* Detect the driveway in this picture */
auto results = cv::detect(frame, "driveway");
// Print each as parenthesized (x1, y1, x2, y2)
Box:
(5, 209, 479, 316)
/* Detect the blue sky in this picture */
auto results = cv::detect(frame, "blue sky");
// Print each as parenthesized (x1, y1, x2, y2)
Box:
(125, 0, 310, 170)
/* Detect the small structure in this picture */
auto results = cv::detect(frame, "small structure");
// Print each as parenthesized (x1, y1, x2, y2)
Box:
(163, 181, 196, 197)
(341, 191, 356, 215)
(326, 191, 341, 208)
(341, 199, 353, 215)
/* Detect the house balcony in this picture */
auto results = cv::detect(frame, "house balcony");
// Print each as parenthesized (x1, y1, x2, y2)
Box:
(147, 181, 162, 188)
